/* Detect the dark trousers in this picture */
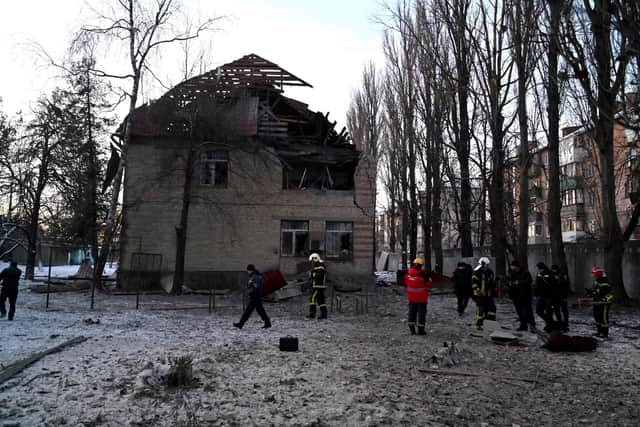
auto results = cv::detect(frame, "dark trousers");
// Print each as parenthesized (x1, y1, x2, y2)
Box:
(408, 302, 427, 328)
(308, 288, 327, 318)
(475, 297, 496, 327)
(536, 298, 555, 328)
(0, 286, 18, 320)
(593, 303, 610, 337)
(456, 293, 470, 315)
(238, 297, 270, 327)
(552, 298, 569, 329)
(513, 296, 535, 329)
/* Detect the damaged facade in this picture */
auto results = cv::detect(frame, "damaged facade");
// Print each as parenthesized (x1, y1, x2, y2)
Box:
(119, 54, 375, 290)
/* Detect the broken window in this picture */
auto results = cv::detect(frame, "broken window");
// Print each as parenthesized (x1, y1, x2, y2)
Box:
(200, 150, 228, 187)
(325, 222, 353, 259)
(281, 220, 309, 257)
(282, 164, 355, 190)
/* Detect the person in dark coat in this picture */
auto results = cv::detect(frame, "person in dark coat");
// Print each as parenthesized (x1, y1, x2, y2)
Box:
(550, 264, 570, 331)
(451, 261, 473, 316)
(0, 261, 22, 321)
(233, 264, 271, 329)
(506, 260, 535, 332)
(534, 262, 557, 332)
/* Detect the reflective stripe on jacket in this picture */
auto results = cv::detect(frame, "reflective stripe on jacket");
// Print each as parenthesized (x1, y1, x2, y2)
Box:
(404, 267, 432, 303)
(311, 264, 326, 288)
(593, 276, 614, 304)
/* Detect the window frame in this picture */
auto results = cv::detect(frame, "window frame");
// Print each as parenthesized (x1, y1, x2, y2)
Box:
(200, 149, 229, 188)
(324, 221, 354, 259)
(280, 220, 309, 257)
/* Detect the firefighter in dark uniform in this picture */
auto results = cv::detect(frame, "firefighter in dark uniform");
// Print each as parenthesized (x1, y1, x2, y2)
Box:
(307, 253, 327, 320)
(589, 266, 614, 338)
(0, 261, 22, 321)
(472, 257, 496, 330)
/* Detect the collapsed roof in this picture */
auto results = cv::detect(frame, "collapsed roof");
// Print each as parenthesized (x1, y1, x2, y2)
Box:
(126, 54, 356, 166)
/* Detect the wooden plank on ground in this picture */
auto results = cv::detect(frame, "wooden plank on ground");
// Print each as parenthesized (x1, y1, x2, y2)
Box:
(0, 336, 89, 386)
(418, 368, 537, 383)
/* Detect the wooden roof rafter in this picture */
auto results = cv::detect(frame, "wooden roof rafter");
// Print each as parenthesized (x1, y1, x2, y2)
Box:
(166, 53, 312, 98)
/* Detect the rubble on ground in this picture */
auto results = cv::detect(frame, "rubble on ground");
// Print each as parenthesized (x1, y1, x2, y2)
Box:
(0, 283, 638, 425)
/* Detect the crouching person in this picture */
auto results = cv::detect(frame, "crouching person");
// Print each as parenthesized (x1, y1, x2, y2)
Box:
(234, 264, 271, 330)
(404, 258, 433, 335)
(590, 266, 614, 338)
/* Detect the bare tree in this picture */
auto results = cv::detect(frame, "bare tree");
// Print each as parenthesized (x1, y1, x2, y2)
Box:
(347, 61, 383, 270)
(507, 0, 543, 265)
(546, 0, 569, 272)
(75, 0, 220, 287)
(470, 0, 517, 277)
(560, 0, 632, 300)
(434, 0, 477, 258)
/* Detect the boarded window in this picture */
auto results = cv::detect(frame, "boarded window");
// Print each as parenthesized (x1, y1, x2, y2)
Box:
(200, 150, 228, 187)
(281, 220, 309, 257)
(325, 222, 353, 258)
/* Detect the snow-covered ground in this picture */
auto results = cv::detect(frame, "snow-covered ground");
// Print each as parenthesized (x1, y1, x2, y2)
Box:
(1, 281, 639, 426)
(0, 262, 118, 279)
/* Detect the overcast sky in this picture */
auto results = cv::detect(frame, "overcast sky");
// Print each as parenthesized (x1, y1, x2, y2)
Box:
(0, 0, 386, 128)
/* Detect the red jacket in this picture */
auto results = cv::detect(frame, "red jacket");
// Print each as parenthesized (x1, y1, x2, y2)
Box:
(404, 267, 432, 303)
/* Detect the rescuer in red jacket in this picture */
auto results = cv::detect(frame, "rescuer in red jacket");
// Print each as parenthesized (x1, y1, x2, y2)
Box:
(403, 258, 433, 335)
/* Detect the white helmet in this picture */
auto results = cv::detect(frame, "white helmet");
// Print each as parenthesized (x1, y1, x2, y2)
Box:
(309, 253, 321, 262)
(478, 257, 490, 266)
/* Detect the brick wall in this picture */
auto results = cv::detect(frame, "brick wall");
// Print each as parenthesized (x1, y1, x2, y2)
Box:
(120, 138, 376, 290)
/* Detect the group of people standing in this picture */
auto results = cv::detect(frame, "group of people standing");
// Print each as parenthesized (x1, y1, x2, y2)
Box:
(446, 257, 613, 338)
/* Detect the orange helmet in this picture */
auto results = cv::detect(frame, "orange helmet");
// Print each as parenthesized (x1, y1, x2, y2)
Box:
(591, 266, 604, 277)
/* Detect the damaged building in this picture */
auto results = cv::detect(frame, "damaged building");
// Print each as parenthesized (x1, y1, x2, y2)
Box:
(119, 54, 376, 290)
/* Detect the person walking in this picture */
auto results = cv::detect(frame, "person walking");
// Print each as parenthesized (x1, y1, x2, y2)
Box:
(472, 257, 496, 330)
(550, 264, 570, 331)
(403, 258, 433, 335)
(451, 261, 473, 316)
(233, 264, 271, 329)
(306, 253, 328, 320)
(0, 261, 22, 321)
(589, 266, 614, 338)
(534, 262, 557, 332)
(506, 260, 535, 332)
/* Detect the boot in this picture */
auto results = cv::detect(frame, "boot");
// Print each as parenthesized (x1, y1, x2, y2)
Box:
(601, 327, 608, 338)
(417, 327, 426, 335)
(318, 307, 327, 320)
(307, 305, 316, 319)
(233, 322, 243, 329)
(409, 325, 416, 335)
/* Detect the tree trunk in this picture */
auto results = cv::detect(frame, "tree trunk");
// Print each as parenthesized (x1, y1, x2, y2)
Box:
(172, 147, 195, 294)
(93, 77, 139, 287)
(490, 124, 507, 278)
(516, 5, 530, 265)
(591, 1, 628, 301)
(546, 0, 568, 275)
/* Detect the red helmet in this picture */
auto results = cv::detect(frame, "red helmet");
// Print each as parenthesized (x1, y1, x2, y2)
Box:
(591, 266, 604, 276)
